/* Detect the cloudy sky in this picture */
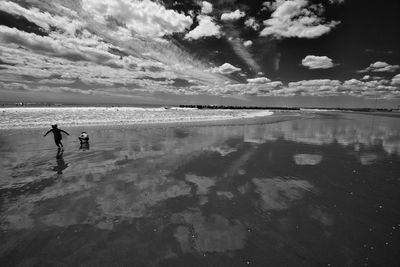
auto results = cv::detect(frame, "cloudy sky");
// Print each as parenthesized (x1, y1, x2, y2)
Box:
(0, 0, 399, 107)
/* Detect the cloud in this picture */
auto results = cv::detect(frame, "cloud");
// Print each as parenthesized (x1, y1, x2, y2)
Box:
(301, 55, 334, 69)
(359, 61, 400, 73)
(244, 17, 260, 30)
(201, 1, 213, 14)
(262, 1, 279, 11)
(210, 63, 241, 74)
(185, 15, 222, 40)
(247, 77, 271, 84)
(0, 25, 104, 62)
(221, 9, 245, 21)
(392, 74, 400, 85)
(286, 79, 341, 96)
(243, 40, 253, 47)
(81, 0, 193, 38)
(260, 0, 339, 39)
(0, 1, 82, 35)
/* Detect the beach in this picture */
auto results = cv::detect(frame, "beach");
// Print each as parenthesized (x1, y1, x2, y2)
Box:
(1, 110, 400, 266)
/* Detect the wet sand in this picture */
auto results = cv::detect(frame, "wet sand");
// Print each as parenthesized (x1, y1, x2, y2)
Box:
(1, 112, 400, 266)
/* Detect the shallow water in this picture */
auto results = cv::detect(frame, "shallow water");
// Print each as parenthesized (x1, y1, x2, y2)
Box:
(0, 112, 400, 266)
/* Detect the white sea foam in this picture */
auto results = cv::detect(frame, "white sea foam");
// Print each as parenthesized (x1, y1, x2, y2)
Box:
(0, 107, 274, 129)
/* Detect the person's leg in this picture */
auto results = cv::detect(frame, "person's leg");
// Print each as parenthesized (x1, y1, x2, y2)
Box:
(54, 139, 60, 149)
(59, 140, 64, 148)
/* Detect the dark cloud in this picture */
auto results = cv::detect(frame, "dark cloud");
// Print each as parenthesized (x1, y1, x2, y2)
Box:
(0, 10, 47, 36)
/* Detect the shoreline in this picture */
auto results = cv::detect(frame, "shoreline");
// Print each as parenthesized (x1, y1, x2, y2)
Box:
(0, 112, 303, 133)
(0, 107, 301, 131)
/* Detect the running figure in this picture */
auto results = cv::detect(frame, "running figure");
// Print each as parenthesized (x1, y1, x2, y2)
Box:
(44, 124, 70, 149)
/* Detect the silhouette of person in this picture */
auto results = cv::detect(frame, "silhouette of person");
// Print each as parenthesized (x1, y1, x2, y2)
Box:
(53, 149, 68, 175)
(44, 124, 70, 149)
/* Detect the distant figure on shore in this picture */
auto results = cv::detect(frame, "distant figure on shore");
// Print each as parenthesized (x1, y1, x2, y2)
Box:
(78, 132, 89, 144)
(79, 131, 90, 151)
(44, 124, 70, 149)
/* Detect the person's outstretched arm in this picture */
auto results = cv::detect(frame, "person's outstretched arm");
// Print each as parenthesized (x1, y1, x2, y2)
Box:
(43, 129, 52, 137)
(60, 129, 70, 136)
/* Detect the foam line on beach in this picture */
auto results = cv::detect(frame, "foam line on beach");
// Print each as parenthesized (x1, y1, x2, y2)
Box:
(0, 107, 274, 130)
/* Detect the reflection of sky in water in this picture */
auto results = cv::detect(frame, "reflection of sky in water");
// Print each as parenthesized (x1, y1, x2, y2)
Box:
(0, 112, 400, 266)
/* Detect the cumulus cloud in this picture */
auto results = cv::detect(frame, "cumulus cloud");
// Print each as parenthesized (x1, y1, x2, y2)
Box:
(243, 40, 253, 47)
(201, 1, 213, 14)
(262, 1, 279, 11)
(244, 17, 260, 30)
(221, 10, 246, 21)
(359, 61, 400, 73)
(247, 77, 271, 84)
(392, 74, 400, 85)
(210, 63, 241, 74)
(185, 15, 222, 40)
(260, 0, 339, 39)
(183, 75, 400, 99)
(81, 0, 192, 38)
(301, 55, 334, 69)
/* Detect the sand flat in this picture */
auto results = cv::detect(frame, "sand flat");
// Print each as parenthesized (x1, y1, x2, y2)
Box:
(1, 112, 400, 266)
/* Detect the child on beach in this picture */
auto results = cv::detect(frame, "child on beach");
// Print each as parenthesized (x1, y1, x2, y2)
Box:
(44, 124, 70, 149)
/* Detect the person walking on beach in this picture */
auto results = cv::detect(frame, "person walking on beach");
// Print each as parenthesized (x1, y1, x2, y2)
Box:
(44, 124, 70, 149)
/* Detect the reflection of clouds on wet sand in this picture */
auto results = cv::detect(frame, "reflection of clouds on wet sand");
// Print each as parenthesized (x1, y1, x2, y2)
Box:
(1, 171, 192, 230)
(358, 153, 379, 165)
(0, 126, 246, 231)
(207, 146, 237, 156)
(253, 177, 315, 211)
(172, 211, 246, 253)
(243, 113, 400, 155)
(95, 173, 192, 221)
(308, 205, 335, 227)
(216, 191, 235, 199)
(293, 154, 322, 165)
(185, 174, 216, 195)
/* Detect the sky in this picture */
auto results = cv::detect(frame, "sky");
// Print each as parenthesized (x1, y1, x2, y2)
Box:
(0, 0, 400, 108)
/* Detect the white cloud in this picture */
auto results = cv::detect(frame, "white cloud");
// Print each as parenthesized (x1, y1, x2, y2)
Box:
(81, 0, 192, 38)
(361, 75, 371, 80)
(185, 15, 222, 40)
(243, 40, 253, 47)
(391, 74, 400, 85)
(244, 17, 260, 30)
(221, 10, 246, 21)
(260, 0, 339, 39)
(262, 1, 279, 11)
(247, 77, 271, 84)
(210, 63, 241, 74)
(301, 55, 334, 69)
(359, 61, 400, 73)
(201, 1, 213, 14)
(0, 1, 82, 35)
